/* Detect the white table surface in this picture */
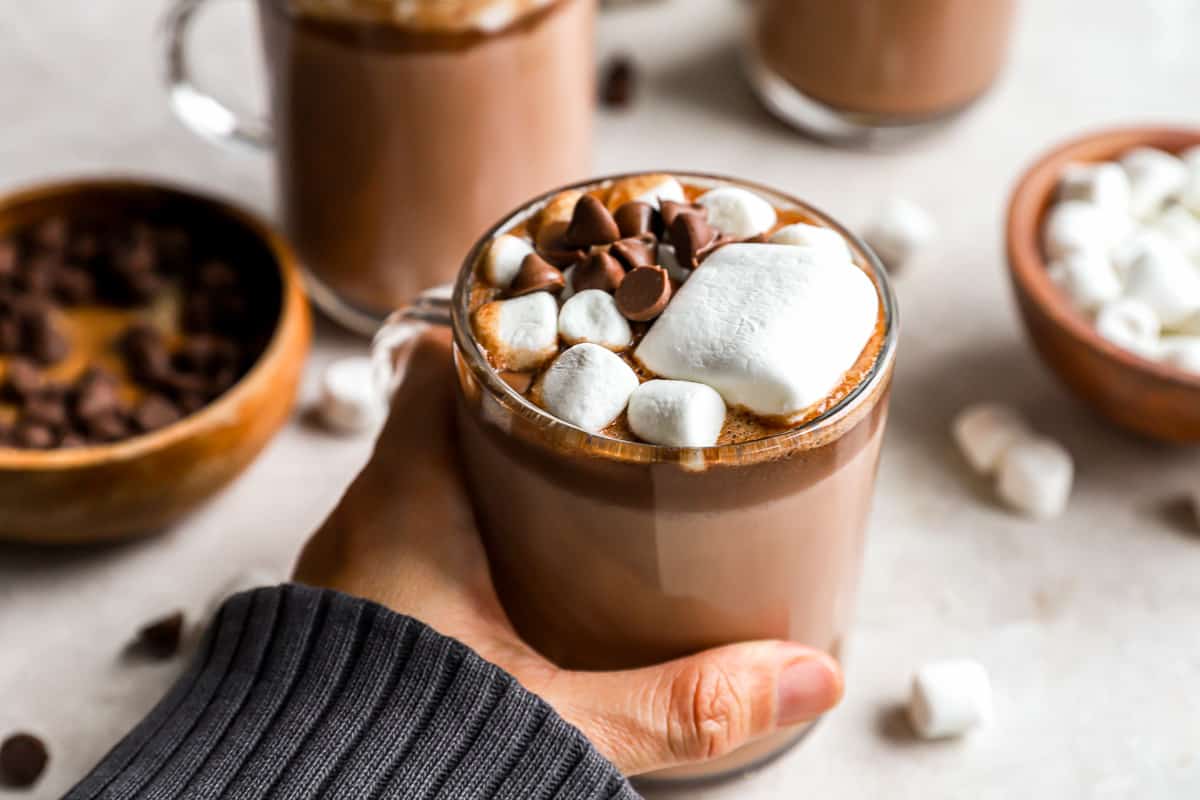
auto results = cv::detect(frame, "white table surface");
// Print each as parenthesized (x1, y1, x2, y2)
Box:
(3, 1, 1200, 797)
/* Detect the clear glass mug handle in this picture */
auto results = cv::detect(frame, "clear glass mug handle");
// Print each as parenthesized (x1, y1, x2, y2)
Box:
(370, 284, 455, 403)
(163, 0, 273, 151)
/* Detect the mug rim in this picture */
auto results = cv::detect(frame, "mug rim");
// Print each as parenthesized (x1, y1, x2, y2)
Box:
(449, 171, 899, 464)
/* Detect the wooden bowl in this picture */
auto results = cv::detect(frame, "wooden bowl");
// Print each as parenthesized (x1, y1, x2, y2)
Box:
(0, 178, 311, 544)
(1006, 126, 1200, 442)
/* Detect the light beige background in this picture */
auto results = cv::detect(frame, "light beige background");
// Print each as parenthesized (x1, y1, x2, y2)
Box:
(3, 0, 1200, 797)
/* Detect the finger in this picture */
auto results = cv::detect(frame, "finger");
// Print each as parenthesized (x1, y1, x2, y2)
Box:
(541, 642, 843, 775)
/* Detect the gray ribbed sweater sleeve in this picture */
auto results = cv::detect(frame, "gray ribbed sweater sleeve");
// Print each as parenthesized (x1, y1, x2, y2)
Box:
(66, 585, 639, 800)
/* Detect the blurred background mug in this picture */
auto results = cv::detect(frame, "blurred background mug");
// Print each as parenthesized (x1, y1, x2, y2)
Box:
(164, 0, 596, 334)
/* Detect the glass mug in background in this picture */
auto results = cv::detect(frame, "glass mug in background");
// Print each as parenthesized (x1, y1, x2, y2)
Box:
(164, 0, 596, 334)
(373, 173, 898, 782)
(745, 0, 1018, 144)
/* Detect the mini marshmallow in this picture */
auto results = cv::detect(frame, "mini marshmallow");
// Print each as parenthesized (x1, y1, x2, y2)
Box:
(539, 343, 639, 432)
(1159, 336, 1200, 374)
(695, 186, 777, 238)
(908, 659, 993, 740)
(658, 242, 690, 284)
(473, 292, 559, 371)
(1046, 250, 1122, 312)
(769, 222, 853, 260)
(996, 435, 1074, 519)
(1120, 146, 1188, 219)
(1110, 227, 1172, 278)
(319, 356, 387, 433)
(1179, 146, 1200, 213)
(1042, 200, 1126, 260)
(627, 379, 727, 447)
(952, 403, 1031, 475)
(635, 244, 878, 420)
(1122, 237, 1200, 326)
(557, 289, 633, 350)
(606, 174, 686, 210)
(481, 234, 535, 288)
(863, 196, 937, 270)
(1152, 204, 1200, 261)
(1095, 298, 1161, 358)
(1057, 161, 1132, 215)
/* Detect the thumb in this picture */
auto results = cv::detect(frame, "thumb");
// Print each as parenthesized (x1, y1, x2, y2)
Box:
(541, 642, 843, 776)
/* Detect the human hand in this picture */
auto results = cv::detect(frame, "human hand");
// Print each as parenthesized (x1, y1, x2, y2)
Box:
(294, 330, 843, 776)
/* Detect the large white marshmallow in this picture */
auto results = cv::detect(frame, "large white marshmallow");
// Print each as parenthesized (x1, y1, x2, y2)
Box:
(1095, 298, 1161, 359)
(1120, 146, 1189, 219)
(557, 289, 633, 351)
(627, 379, 727, 448)
(1047, 250, 1122, 312)
(1159, 336, 1200, 374)
(769, 222, 853, 260)
(634, 244, 878, 420)
(1042, 200, 1126, 260)
(319, 356, 386, 433)
(952, 403, 1031, 475)
(1152, 203, 1200, 261)
(863, 196, 937, 270)
(473, 292, 559, 371)
(695, 186, 777, 238)
(1122, 237, 1200, 326)
(1057, 161, 1132, 215)
(539, 343, 639, 432)
(908, 659, 994, 740)
(481, 234, 535, 288)
(996, 436, 1074, 519)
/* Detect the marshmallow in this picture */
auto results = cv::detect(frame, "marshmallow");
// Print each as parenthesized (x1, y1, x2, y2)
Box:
(538, 343, 639, 432)
(481, 234, 535, 288)
(1042, 200, 1125, 260)
(557, 289, 633, 350)
(1110, 227, 1172, 278)
(863, 196, 937, 270)
(1179, 146, 1200, 213)
(1159, 336, 1200, 373)
(908, 659, 993, 740)
(1120, 147, 1188, 219)
(695, 186, 777, 238)
(952, 403, 1031, 475)
(473, 292, 559, 371)
(1095, 298, 1161, 358)
(627, 379, 727, 447)
(658, 242, 690, 284)
(319, 356, 387, 433)
(635, 244, 878, 420)
(606, 174, 686, 210)
(1057, 161, 1132, 215)
(769, 222, 853, 260)
(1152, 203, 1200, 261)
(996, 435, 1074, 519)
(1122, 237, 1200, 326)
(1046, 250, 1122, 312)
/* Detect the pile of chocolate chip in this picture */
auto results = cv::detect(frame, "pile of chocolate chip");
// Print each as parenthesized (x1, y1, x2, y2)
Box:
(508, 194, 737, 322)
(0, 213, 259, 449)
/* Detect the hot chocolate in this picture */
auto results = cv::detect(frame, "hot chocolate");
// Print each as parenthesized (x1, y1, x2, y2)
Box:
(445, 173, 897, 779)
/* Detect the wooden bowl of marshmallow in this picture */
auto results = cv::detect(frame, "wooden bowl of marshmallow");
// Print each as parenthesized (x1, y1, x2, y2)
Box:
(1007, 126, 1200, 442)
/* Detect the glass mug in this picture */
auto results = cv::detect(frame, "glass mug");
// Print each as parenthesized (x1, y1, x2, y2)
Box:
(745, 0, 1018, 145)
(373, 172, 898, 782)
(163, 0, 596, 334)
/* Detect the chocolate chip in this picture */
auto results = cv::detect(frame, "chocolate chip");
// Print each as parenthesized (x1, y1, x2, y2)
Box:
(54, 265, 95, 305)
(13, 422, 55, 449)
(572, 251, 626, 293)
(534, 221, 588, 269)
(120, 324, 171, 385)
(133, 394, 182, 432)
(60, 433, 86, 448)
(4, 358, 42, 401)
(614, 202, 657, 238)
(0, 732, 48, 788)
(85, 411, 129, 443)
(610, 236, 657, 271)
(74, 368, 121, 419)
(670, 213, 718, 268)
(0, 319, 17, 353)
(31, 216, 68, 253)
(660, 200, 706, 230)
(69, 232, 101, 265)
(137, 611, 185, 659)
(509, 253, 565, 296)
(564, 195, 621, 248)
(0, 239, 17, 279)
(28, 323, 69, 365)
(615, 266, 672, 321)
(600, 55, 636, 109)
(19, 254, 59, 296)
(23, 396, 68, 430)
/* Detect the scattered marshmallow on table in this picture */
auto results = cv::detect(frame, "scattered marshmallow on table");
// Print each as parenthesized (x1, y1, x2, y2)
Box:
(539, 343, 639, 432)
(863, 196, 937, 271)
(557, 289, 633, 350)
(1095, 298, 1161, 358)
(1046, 249, 1122, 312)
(481, 234, 535, 288)
(769, 222, 853, 260)
(908, 659, 993, 740)
(319, 356, 386, 433)
(627, 379, 727, 447)
(952, 403, 1031, 475)
(473, 291, 559, 371)
(695, 186, 777, 238)
(1120, 146, 1189, 219)
(996, 436, 1074, 519)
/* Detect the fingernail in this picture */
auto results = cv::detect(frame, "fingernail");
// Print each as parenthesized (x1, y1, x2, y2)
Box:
(777, 656, 843, 727)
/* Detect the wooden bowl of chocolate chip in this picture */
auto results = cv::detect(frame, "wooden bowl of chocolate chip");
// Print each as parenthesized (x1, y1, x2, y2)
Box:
(0, 178, 311, 543)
